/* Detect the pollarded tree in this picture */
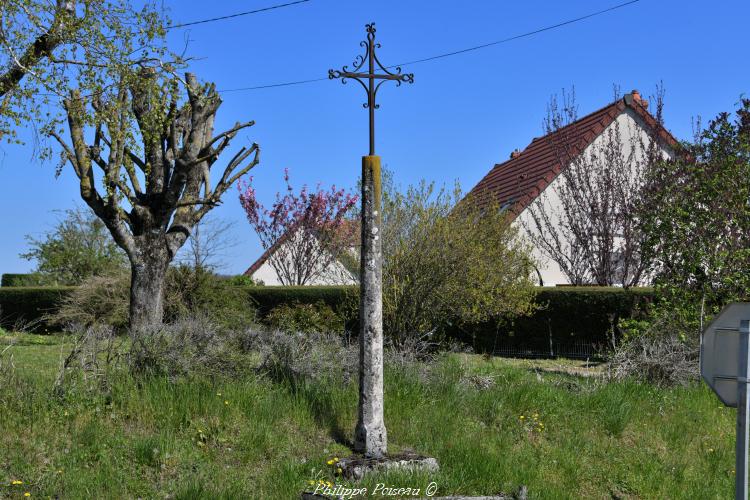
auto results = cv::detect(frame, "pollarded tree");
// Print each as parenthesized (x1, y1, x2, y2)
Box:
(51, 71, 260, 330)
(239, 169, 358, 286)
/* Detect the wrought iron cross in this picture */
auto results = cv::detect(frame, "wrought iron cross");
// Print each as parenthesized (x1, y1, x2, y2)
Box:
(329, 23, 414, 156)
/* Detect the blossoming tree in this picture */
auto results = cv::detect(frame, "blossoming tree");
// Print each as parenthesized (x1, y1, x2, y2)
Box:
(239, 169, 358, 286)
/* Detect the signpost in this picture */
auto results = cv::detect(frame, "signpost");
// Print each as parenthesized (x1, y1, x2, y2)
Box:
(701, 302, 750, 500)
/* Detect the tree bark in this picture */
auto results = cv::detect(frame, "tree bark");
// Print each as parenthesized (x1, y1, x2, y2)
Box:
(128, 243, 170, 331)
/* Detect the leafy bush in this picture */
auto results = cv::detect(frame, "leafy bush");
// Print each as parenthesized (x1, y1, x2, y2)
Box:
(452, 287, 655, 355)
(245, 285, 356, 316)
(381, 179, 536, 344)
(0, 283, 656, 349)
(165, 266, 256, 330)
(263, 301, 344, 333)
(20, 207, 127, 285)
(222, 274, 262, 287)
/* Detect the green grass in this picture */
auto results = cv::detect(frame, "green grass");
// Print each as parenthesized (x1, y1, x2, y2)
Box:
(0, 331, 736, 499)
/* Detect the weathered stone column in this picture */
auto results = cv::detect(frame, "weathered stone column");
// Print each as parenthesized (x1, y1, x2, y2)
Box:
(354, 154, 387, 458)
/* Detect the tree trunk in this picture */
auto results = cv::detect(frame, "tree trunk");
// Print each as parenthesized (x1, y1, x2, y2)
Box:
(129, 246, 170, 331)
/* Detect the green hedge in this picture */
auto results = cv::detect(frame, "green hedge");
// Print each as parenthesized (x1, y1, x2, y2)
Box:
(456, 287, 655, 356)
(0, 287, 76, 332)
(0, 285, 655, 353)
(242, 286, 357, 315)
(1, 273, 52, 287)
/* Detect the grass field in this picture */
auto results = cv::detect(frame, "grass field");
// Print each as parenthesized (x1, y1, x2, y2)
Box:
(0, 331, 736, 499)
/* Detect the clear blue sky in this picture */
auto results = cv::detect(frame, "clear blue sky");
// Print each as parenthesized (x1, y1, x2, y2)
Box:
(1, 0, 748, 275)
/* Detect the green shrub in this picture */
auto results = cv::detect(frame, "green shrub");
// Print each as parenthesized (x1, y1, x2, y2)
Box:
(244, 286, 356, 315)
(222, 274, 262, 287)
(264, 301, 345, 333)
(165, 266, 257, 330)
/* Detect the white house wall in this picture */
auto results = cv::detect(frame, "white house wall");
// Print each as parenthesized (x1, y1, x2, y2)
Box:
(515, 107, 673, 286)
(249, 229, 358, 286)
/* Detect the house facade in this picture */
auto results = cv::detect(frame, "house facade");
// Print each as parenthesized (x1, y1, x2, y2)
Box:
(243, 223, 359, 286)
(466, 90, 677, 286)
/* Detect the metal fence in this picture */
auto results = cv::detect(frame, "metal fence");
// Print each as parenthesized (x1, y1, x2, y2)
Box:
(487, 339, 607, 360)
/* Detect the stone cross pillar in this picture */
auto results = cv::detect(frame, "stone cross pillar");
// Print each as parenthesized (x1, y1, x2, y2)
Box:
(354, 154, 387, 458)
(329, 22, 413, 460)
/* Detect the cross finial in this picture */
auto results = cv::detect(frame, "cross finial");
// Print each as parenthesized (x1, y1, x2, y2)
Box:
(329, 23, 414, 155)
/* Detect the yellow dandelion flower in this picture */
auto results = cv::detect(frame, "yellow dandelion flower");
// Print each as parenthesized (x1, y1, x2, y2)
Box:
(224, 400, 230, 405)
(337, 467, 343, 474)
(333, 457, 339, 462)
(12, 480, 23, 485)
(327, 459, 335, 465)
(519, 415, 525, 420)
(24, 493, 31, 497)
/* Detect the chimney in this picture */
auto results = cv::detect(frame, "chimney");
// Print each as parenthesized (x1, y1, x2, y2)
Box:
(630, 89, 649, 109)
(510, 149, 522, 159)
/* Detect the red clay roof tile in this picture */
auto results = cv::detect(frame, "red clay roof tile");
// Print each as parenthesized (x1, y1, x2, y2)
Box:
(466, 94, 677, 218)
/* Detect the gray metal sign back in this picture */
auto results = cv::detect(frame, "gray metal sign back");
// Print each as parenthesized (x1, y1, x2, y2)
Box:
(701, 303, 750, 407)
(701, 302, 750, 500)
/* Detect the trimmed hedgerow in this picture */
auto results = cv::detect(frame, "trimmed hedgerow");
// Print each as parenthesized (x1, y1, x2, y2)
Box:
(0, 286, 75, 331)
(455, 287, 656, 356)
(1, 273, 53, 287)
(0, 284, 655, 351)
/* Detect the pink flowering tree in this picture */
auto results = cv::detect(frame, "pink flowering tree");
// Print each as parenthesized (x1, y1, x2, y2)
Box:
(239, 169, 359, 285)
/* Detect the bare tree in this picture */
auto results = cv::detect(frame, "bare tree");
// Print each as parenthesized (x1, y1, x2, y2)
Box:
(51, 71, 260, 330)
(522, 86, 666, 287)
(175, 214, 238, 272)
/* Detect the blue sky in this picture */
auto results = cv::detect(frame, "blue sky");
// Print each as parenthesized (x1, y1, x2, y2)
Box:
(1, 0, 748, 275)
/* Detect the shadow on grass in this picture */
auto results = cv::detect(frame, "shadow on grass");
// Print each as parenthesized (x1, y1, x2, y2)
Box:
(267, 368, 354, 449)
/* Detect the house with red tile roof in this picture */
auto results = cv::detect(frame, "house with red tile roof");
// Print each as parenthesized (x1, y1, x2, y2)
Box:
(466, 90, 678, 286)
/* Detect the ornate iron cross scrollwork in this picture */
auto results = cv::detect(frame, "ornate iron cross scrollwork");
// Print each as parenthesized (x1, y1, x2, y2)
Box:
(329, 23, 414, 155)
